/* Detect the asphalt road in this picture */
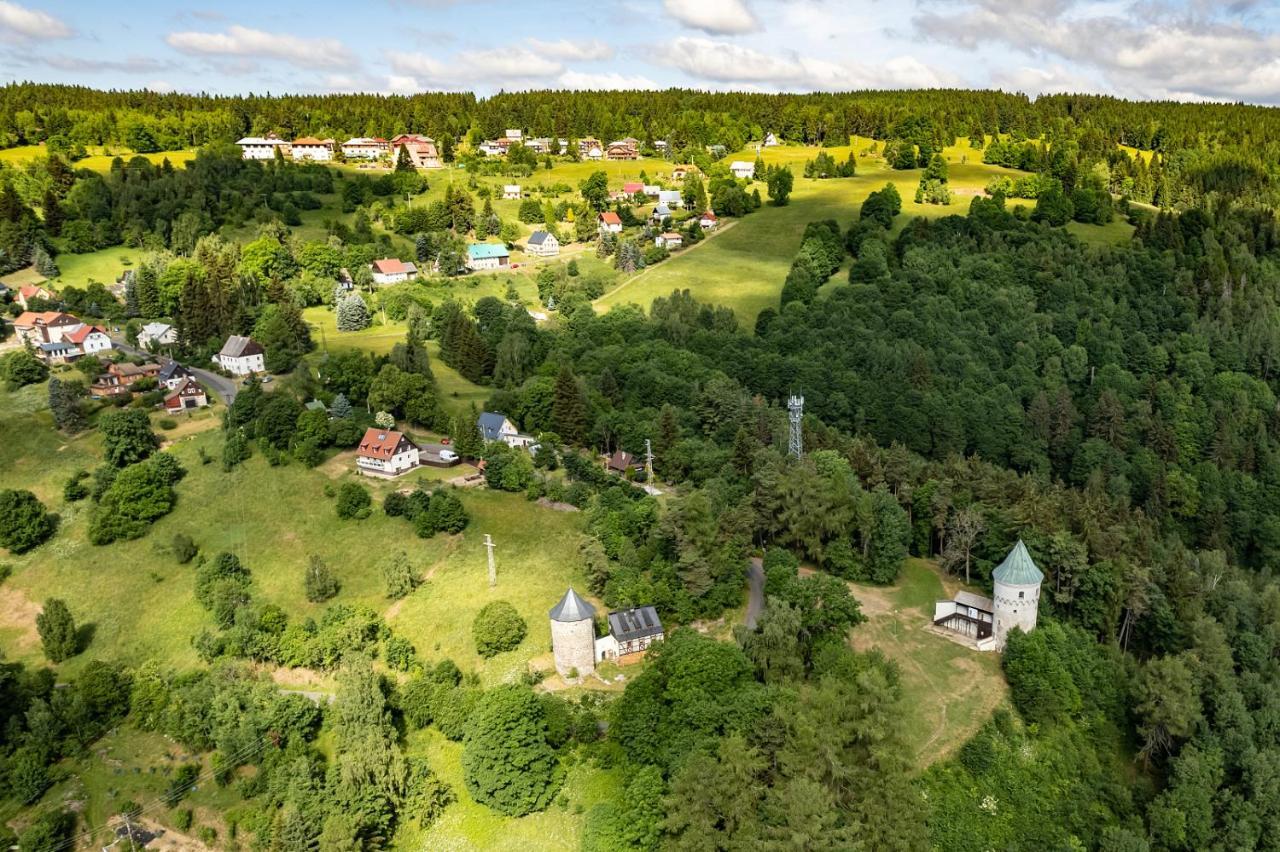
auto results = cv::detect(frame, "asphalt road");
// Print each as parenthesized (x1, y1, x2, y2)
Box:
(745, 556, 765, 629)
(113, 339, 239, 405)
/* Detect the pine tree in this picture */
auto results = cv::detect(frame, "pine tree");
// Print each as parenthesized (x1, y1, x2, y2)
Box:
(330, 393, 352, 419)
(395, 144, 414, 172)
(48, 377, 87, 433)
(36, 598, 78, 663)
(336, 293, 371, 331)
(41, 188, 63, 236)
(552, 364, 588, 444)
(32, 245, 59, 278)
(452, 406, 483, 459)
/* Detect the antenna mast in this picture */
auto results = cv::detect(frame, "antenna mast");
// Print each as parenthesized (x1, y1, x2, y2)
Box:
(787, 393, 804, 459)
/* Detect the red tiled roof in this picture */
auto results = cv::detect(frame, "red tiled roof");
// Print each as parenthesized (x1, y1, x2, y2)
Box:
(358, 427, 411, 459)
(701, 211, 718, 220)
(372, 258, 410, 275)
(292, 137, 331, 146)
(623, 182, 643, 193)
(65, 324, 105, 344)
(14, 311, 74, 327)
(599, 212, 621, 225)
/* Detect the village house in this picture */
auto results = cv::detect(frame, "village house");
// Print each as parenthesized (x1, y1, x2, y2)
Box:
(214, 335, 265, 376)
(584, 144, 604, 161)
(16, 285, 54, 309)
(730, 160, 756, 179)
(391, 135, 442, 169)
(478, 140, 506, 157)
(595, 606, 665, 662)
(598, 211, 623, 234)
(671, 165, 697, 181)
(163, 377, 209, 412)
(603, 450, 644, 477)
(236, 134, 289, 160)
(622, 181, 644, 196)
(606, 140, 639, 161)
(478, 411, 536, 449)
(699, 210, 719, 230)
(525, 230, 560, 257)
(370, 258, 418, 285)
(65, 323, 112, 356)
(651, 203, 672, 222)
(158, 360, 192, 390)
(934, 539, 1044, 652)
(467, 243, 510, 271)
(341, 137, 390, 160)
(764, 132, 780, 147)
(91, 361, 161, 399)
(502, 184, 522, 200)
(356, 427, 420, 477)
(642, 184, 661, 197)
(290, 137, 335, 162)
(37, 341, 78, 365)
(13, 311, 82, 345)
(655, 232, 683, 250)
(137, 322, 177, 349)
(577, 137, 602, 157)
(657, 189, 683, 208)
(505, 129, 523, 141)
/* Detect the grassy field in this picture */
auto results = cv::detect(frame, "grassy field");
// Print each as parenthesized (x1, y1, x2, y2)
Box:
(844, 558, 1009, 766)
(0, 144, 195, 171)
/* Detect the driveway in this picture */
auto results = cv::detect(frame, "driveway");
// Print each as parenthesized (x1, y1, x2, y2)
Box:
(112, 339, 239, 405)
(744, 556, 765, 629)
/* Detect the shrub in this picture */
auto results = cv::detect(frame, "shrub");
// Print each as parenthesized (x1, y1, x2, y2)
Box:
(158, 418, 179, 431)
(63, 469, 90, 502)
(382, 551, 418, 599)
(172, 533, 197, 564)
(36, 598, 79, 663)
(473, 600, 527, 657)
(335, 482, 371, 519)
(305, 554, 339, 602)
(0, 489, 58, 553)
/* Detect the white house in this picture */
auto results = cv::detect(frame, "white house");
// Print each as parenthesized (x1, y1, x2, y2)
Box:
(478, 411, 537, 449)
(502, 184, 522, 200)
(137, 322, 177, 349)
(655, 232, 683, 249)
(215, 335, 266, 376)
(158, 360, 193, 390)
(290, 137, 335, 162)
(65, 323, 113, 356)
(594, 606, 665, 663)
(642, 184, 661, 197)
(650, 203, 672, 222)
(764, 132, 779, 147)
(730, 161, 755, 179)
(657, 190, 684, 208)
(467, 243, 510, 271)
(585, 145, 603, 161)
(478, 141, 505, 157)
(505, 129, 523, 140)
(598, 212, 622, 234)
(526, 231, 560, 257)
(356, 427, 420, 477)
(370, 258, 418, 285)
(699, 211, 719, 230)
(341, 137, 390, 159)
(236, 134, 289, 160)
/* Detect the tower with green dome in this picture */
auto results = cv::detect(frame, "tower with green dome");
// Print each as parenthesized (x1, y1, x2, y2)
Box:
(992, 539, 1044, 649)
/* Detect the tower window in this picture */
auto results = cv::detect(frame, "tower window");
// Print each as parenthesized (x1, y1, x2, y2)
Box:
(1018, 591, 1025, 599)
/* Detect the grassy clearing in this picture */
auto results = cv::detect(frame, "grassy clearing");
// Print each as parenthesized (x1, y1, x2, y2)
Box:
(845, 558, 1009, 767)
(0, 144, 195, 171)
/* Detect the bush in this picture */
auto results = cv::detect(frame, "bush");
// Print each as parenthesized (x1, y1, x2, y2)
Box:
(462, 685, 561, 816)
(172, 533, 197, 564)
(63, 470, 90, 502)
(473, 600, 528, 657)
(158, 418, 179, 431)
(382, 551, 418, 599)
(36, 598, 78, 662)
(0, 489, 58, 553)
(305, 554, 339, 602)
(335, 482, 371, 519)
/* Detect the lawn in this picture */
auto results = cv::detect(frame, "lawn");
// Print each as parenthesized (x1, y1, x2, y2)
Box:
(0, 144, 195, 171)
(845, 558, 1009, 767)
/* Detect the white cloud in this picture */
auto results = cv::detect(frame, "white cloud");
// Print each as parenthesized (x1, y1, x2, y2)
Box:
(557, 69, 660, 90)
(166, 24, 357, 70)
(913, 0, 1280, 102)
(650, 36, 958, 91)
(527, 37, 614, 62)
(0, 0, 71, 40)
(389, 47, 564, 87)
(147, 80, 176, 93)
(663, 0, 758, 35)
(387, 75, 421, 95)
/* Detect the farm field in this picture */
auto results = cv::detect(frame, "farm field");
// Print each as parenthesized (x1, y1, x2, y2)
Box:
(0, 143, 195, 171)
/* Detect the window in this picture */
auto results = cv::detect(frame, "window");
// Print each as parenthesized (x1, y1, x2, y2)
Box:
(1018, 591, 1025, 599)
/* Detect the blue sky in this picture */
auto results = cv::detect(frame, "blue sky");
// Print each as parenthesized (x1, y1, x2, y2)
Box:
(2, 0, 1279, 103)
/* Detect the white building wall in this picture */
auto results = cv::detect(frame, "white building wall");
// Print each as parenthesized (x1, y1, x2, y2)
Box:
(552, 618, 595, 677)
(81, 334, 112, 355)
(993, 579, 1041, 649)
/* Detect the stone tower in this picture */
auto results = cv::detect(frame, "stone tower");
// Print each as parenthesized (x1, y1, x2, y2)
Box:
(549, 587, 596, 678)
(992, 539, 1044, 650)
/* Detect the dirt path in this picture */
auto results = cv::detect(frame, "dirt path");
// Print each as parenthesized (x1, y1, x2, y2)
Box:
(595, 218, 740, 304)
(0, 585, 42, 652)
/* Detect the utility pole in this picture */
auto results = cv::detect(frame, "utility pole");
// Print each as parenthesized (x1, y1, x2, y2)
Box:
(484, 534, 496, 587)
(644, 438, 655, 482)
(787, 394, 804, 459)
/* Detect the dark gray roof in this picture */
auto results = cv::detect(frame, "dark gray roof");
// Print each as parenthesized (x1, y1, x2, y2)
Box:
(39, 341, 75, 353)
(158, 359, 190, 381)
(549, 588, 595, 622)
(608, 606, 663, 642)
(528, 230, 552, 246)
(219, 335, 263, 358)
(478, 411, 509, 442)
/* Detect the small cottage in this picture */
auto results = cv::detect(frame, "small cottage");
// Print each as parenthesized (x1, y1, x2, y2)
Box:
(370, 258, 418, 285)
(526, 231, 560, 257)
(466, 243, 510, 271)
(164, 377, 209, 412)
(655, 232, 683, 249)
(699, 211, 719, 230)
(595, 606, 665, 663)
(215, 335, 265, 376)
(598, 211, 623, 234)
(477, 410, 537, 449)
(138, 322, 177, 349)
(356, 427, 420, 477)
(503, 184, 522, 200)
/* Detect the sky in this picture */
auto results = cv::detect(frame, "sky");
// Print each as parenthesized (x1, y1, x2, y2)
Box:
(1, 0, 1279, 104)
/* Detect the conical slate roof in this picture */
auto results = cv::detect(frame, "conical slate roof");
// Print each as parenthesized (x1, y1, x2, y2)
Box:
(992, 539, 1044, 586)
(549, 587, 596, 622)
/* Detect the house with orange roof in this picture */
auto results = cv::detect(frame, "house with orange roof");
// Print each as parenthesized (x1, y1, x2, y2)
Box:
(13, 311, 81, 345)
(16, 285, 54, 309)
(64, 323, 113, 356)
(291, 137, 335, 162)
(598, 211, 622, 234)
(356, 427, 420, 477)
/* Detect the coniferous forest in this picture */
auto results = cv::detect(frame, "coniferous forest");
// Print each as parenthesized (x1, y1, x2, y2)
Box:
(3, 83, 1280, 850)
